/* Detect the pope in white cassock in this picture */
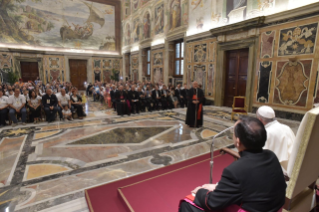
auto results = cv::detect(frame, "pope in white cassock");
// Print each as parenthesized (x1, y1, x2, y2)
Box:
(256, 106, 295, 172)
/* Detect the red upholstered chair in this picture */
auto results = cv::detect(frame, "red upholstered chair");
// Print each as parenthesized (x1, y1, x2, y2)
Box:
(231, 96, 248, 120)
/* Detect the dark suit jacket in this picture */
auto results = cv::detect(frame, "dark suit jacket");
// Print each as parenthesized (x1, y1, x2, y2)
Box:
(115, 90, 128, 102)
(129, 90, 139, 101)
(152, 90, 162, 100)
(194, 150, 286, 212)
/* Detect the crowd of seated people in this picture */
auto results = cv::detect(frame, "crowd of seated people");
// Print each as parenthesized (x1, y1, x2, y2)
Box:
(0, 79, 86, 127)
(86, 79, 193, 115)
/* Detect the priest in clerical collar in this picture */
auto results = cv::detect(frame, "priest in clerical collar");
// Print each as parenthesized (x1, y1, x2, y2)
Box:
(179, 116, 286, 212)
(185, 81, 204, 128)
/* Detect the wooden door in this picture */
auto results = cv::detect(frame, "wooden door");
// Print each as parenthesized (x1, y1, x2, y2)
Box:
(69, 60, 87, 90)
(224, 49, 248, 107)
(20, 62, 39, 82)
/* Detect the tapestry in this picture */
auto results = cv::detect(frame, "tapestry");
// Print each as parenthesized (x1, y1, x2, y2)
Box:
(278, 23, 318, 56)
(256, 62, 272, 103)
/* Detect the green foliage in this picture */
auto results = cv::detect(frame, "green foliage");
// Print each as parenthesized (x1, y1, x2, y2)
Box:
(7, 70, 19, 85)
(110, 69, 119, 82)
(13, 15, 23, 24)
(47, 21, 54, 30)
(6, 3, 17, 12)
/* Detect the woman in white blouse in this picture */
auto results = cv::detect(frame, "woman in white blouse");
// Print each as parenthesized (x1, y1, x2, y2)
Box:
(0, 89, 9, 127)
(28, 90, 42, 124)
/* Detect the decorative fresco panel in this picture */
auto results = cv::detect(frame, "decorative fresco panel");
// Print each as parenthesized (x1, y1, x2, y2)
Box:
(0, 54, 13, 72)
(143, 12, 151, 39)
(103, 70, 111, 82)
(132, 0, 139, 11)
(131, 56, 139, 70)
(153, 68, 163, 83)
(278, 23, 318, 56)
(208, 42, 215, 62)
(260, 31, 275, 58)
(207, 64, 214, 96)
(94, 60, 101, 69)
(194, 44, 207, 62)
(169, 0, 182, 31)
(94, 70, 101, 82)
(49, 58, 60, 69)
(187, 45, 192, 63)
(103, 59, 112, 69)
(132, 18, 141, 43)
(113, 59, 120, 70)
(125, 24, 131, 46)
(154, 4, 164, 35)
(257, 62, 272, 103)
(187, 65, 192, 86)
(0, 0, 116, 51)
(153, 52, 163, 66)
(274, 60, 313, 107)
(123, 0, 131, 19)
(193, 65, 206, 91)
(50, 69, 60, 82)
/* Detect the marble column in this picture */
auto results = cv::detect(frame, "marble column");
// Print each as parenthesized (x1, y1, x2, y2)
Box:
(138, 49, 143, 81)
(164, 40, 170, 85)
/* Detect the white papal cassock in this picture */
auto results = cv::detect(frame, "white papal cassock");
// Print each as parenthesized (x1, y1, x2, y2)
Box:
(263, 120, 295, 172)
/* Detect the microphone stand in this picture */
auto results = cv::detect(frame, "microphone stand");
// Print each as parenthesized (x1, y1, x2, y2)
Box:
(210, 126, 234, 184)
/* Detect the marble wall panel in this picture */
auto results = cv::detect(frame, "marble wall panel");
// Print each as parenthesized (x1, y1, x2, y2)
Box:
(278, 23, 318, 57)
(260, 31, 275, 58)
(273, 60, 312, 107)
(256, 62, 272, 103)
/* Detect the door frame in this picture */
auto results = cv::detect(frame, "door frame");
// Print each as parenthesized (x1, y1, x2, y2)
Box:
(65, 56, 91, 84)
(215, 37, 258, 111)
(14, 55, 43, 82)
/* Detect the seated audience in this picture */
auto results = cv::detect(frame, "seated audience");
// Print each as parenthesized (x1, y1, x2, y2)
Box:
(175, 84, 185, 108)
(129, 85, 140, 114)
(256, 106, 295, 172)
(42, 88, 59, 123)
(115, 86, 130, 116)
(57, 89, 71, 121)
(0, 89, 9, 127)
(179, 117, 286, 212)
(169, 87, 178, 108)
(8, 87, 27, 126)
(71, 88, 86, 119)
(28, 90, 42, 124)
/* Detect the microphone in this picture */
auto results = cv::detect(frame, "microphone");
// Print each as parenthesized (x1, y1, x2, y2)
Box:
(210, 126, 235, 184)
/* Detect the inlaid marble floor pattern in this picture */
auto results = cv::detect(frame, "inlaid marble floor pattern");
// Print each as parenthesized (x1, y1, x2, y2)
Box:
(0, 105, 300, 212)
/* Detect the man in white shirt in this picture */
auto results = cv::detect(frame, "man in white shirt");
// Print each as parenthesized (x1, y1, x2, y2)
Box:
(57, 89, 72, 121)
(256, 106, 295, 172)
(8, 87, 27, 126)
(0, 89, 9, 127)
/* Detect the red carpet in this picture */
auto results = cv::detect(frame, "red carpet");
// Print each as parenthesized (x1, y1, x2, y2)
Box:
(85, 152, 234, 212)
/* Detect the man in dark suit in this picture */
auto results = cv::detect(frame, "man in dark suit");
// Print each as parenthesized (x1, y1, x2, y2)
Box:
(182, 83, 189, 106)
(175, 84, 185, 108)
(179, 116, 287, 212)
(42, 89, 59, 123)
(110, 85, 117, 111)
(161, 85, 171, 110)
(129, 85, 140, 114)
(152, 86, 162, 110)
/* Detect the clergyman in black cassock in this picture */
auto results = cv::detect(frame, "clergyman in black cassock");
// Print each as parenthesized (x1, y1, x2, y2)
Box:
(115, 86, 130, 116)
(179, 117, 287, 212)
(185, 82, 204, 128)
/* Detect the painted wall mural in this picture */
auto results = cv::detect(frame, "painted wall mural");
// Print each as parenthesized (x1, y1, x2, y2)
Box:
(278, 23, 318, 56)
(260, 31, 275, 58)
(153, 68, 163, 83)
(154, 4, 164, 35)
(0, 0, 116, 51)
(43, 55, 66, 84)
(257, 62, 272, 103)
(169, 0, 182, 30)
(193, 64, 206, 91)
(123, 0, 131, 19)
(125, 24, 131, 46)
(92, 58, 121, 82)
(194, 44, 207, 62)
(103, 70, 111, 82)
(143, 12, 151, 39)
(153, 52, 163, 65)
(273, 60, 313, 107)
(132, 18, 141, 43)
(0, 53, 13, 83)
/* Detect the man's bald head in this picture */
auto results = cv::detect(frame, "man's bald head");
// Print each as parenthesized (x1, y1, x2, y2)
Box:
(193, 81, 198, 89)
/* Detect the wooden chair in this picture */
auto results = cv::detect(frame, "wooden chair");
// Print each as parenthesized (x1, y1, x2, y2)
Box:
(221, 107, 319, 211)
(231, 96, 248, 120)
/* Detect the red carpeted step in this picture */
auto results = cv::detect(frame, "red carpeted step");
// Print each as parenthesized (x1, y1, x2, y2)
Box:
(85, 152, 234, 212)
